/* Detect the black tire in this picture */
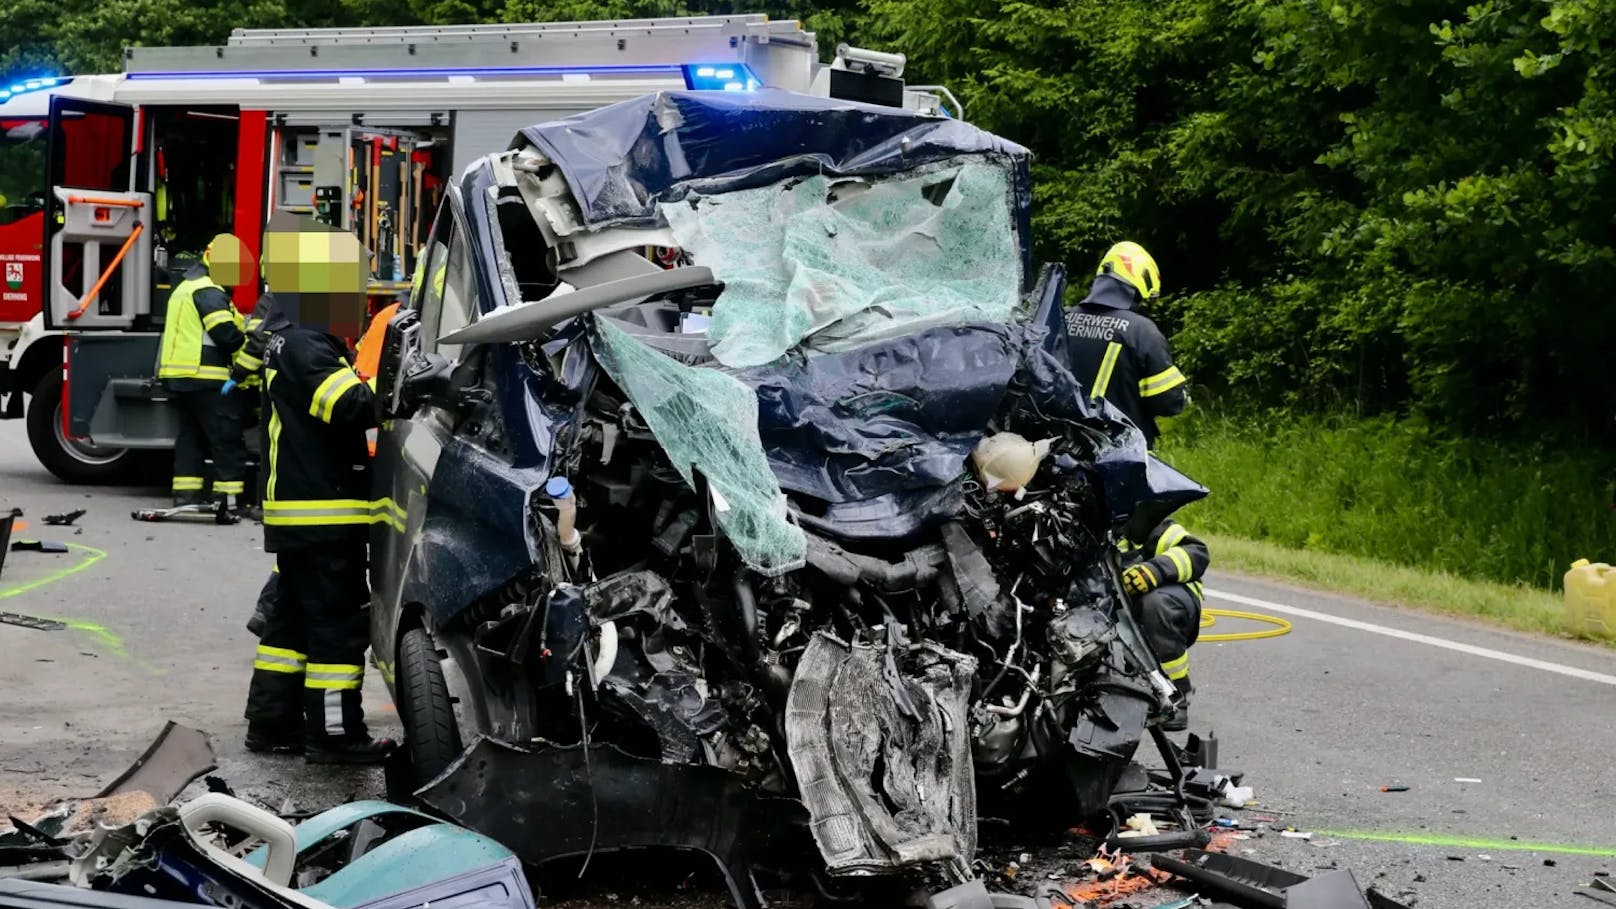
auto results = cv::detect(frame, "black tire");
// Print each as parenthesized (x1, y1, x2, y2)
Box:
(25, 369, 134, 484)
(396, 627, 465, 788)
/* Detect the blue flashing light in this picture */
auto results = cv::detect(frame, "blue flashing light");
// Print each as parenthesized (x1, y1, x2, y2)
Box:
(682, 63, 761, 92)
(0, 74, 64, 104)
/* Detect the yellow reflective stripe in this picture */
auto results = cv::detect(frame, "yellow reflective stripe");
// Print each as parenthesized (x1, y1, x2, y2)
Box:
(305, 662, 363, 688)
(264, 514, 372, 527)
(1188, 581, 1204, 601)
(191, 365, 230, 381)
(1090, 341, 1123, 400)
(1139, 365, 1187, 397)
(262, 498, 406, 532)
(254, 660, 303, 674)
(267, 371, 282, 501)
(1160, 653, 1190, 680)
(1137, 564, 1158, 588)
(264, 498, 374, 512)
(213, 480, 244, 495)
(201, 309, 235, 331)
(1166, 546, 1194, 582)
(305, 662, 364, 690)
(233, 350, 263, 371)
(172, 476, 204, 491)
(253, 644, 306, 674)
(309, 370, 362, 423)
(1155, 523, 1188, 556)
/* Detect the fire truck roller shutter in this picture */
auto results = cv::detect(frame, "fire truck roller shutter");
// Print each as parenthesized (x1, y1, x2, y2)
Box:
(450, 109, 589, 176)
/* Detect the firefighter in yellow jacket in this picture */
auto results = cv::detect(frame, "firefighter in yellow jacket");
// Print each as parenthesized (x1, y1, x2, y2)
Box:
(156, 234, 252, 506)
(1119, 516, 1209, 731)
(243, 214, 391, 763)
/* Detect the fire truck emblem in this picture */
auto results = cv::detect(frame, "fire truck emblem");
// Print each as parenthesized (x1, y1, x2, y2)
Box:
(4, 262, 22, 290)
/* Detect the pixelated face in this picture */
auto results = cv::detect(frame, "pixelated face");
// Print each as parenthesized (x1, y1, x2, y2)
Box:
(206, 234, 253, 287)
(260, 212, 369, 337)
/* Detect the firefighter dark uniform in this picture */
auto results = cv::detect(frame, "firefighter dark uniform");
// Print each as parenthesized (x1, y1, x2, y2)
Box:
(243, 319, 391, 762)
(157, 262, 248, 505)
(1065, 241, 1187, 448)
(1120, 516, 1208, 732)
(231, 295, 279, 638)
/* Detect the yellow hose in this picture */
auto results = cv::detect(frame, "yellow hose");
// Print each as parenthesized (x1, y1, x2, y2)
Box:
(1198, 607, 1293, 642)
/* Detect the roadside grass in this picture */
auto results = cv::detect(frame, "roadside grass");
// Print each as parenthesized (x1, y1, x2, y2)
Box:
(1198, 533, 1609, 644)
(1155, 409, 1616, 644)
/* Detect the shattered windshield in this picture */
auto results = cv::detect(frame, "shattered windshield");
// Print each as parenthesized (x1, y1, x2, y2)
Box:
(589, 157, 1025, 574)
(661, 159, 1024, 368)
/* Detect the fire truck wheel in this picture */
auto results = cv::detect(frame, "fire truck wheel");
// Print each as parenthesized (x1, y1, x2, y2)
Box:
(26, 369, 134, 484)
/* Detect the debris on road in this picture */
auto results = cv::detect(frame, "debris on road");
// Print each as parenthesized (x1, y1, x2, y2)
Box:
(1454, 777, 1482, 783)
(129, 503, 236, 526)
(0, 509, 16, 577)
(94, 723, 215, 806)
(8, 542, 67, 554)
(1152, 849, 1414, 909)
(39, 512, 84, 528)
(0, 614, 66, 632)
(1378, 785, 1409, 793)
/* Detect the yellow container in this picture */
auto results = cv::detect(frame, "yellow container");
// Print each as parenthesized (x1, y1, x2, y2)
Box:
(1563, 559, 1616, 639)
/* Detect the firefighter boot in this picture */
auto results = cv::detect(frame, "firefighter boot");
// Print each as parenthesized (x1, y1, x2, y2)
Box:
(306, 736, 397, 765)
(244, 725, 304, 755)
(1163, 675, 1193, 733)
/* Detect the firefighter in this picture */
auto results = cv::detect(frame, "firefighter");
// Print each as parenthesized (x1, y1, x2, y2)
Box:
(1119, 515, 1208, 732)
(243, 214, 390, 762)
(241, 293, 393, 639)
(230, 290, 280, 638)
(156, 234, 251, 506)
(1065, 241, 1187, 448)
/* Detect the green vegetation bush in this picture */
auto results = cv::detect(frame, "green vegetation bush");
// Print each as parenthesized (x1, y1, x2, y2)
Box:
(1158, 409, 1615, 590)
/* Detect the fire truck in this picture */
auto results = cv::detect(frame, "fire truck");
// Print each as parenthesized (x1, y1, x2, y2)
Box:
(0, 15, 943, 482)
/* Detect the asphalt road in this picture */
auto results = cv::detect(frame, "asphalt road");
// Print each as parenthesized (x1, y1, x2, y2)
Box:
(1, 417, 1612, 908)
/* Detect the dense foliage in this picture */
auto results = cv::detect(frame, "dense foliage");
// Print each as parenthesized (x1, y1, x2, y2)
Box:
(4, 0, 1612, 438)
(1159, 409, 1614, 589)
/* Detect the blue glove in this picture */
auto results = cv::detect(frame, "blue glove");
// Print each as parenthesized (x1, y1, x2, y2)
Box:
(220, 379, 237, 396)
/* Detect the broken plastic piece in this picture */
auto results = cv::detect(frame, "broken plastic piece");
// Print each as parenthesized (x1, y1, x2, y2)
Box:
(1220, 785, 1255, 808)
(41, 511, 85, 527)
(1118, 814, 1160, 838)
(96, 722, 216, 805)
(0, 613, 67, 632)
(9, 541, 68, 554)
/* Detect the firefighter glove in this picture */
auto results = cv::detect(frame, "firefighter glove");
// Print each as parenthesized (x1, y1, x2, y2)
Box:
(220, 379, 238, 397)
(1122, 563, 1161, 596)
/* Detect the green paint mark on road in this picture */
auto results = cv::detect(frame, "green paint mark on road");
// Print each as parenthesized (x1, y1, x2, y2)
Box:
(0, 544, 163, 675)
(0, 543, 107, 601)
(1317, 830, 1616, 857)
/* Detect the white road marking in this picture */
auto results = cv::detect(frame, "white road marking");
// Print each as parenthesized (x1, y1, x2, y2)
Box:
(1206, 588, 1616, 687)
